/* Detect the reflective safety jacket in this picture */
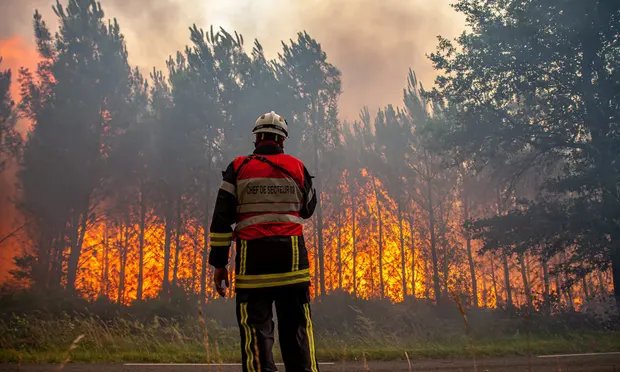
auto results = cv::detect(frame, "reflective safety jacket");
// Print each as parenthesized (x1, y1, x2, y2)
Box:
(208, 143, 317, 291)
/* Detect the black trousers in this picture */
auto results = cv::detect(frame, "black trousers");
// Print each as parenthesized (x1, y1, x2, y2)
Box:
(235, 284, 319, 372)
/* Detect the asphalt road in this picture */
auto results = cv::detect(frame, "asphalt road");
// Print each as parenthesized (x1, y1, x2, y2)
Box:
(2, 354, 620, 372)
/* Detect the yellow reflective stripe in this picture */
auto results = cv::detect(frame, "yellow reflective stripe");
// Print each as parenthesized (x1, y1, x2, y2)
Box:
(235, 276, 311, 289)
(304, 303, 318, 372)
(240, 303, 255, 372)
(252, 327, 261, 371)
(211, 232, 233, 239)
(237, 268, 310, 281)
(292, 236, 299, 271)
(239, 240, 248, 275)
(235, 213, 303, 231)
(211, 241, 231, 247)
(220, 181, 236, 195)
(237, 202, 301, 214)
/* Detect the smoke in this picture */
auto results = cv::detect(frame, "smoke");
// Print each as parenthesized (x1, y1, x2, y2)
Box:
(0, 0, 464, 119)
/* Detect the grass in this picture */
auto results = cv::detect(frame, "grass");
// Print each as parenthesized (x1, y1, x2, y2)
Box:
(1, 328, 619, 363)
(2, 294, 619, 364)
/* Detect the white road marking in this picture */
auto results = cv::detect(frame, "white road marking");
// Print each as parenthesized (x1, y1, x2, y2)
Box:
(123, 362, 336, 366)
(538, 352, 620, 358)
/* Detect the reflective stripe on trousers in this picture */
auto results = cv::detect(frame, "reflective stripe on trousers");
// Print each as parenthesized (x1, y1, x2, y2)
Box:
(236, 268, 311, 289)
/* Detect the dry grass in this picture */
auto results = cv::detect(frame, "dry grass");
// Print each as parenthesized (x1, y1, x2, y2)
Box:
(55, 334, 84, 371)
(0, 313, 619, 364)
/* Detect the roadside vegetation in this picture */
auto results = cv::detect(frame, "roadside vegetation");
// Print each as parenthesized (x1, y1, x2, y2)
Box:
(1, 288, 618, 363)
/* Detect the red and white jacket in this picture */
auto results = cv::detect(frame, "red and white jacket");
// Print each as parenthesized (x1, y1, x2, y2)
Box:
(208, 143, 316, 290)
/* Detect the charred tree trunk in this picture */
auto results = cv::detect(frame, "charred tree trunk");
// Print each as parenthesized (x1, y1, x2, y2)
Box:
(352, 193, 357, 297)
(172, 196, 183, 288)
(66, 207, 89, 295)
(598, 270, 606, 297)
(496, 189, 512, 309)
(314, 216, 319, 298)
(561, 253, 574, 309)
(519, 252, 532, 313)
(101, 221, 109, 298)
(424, 254, 431, 299)
(409, 214, 416, 299)
(490, 255, 499, 306)
(137, 182, 146, 302)
(439, 202, 450, 297)
(370, 176, 385, 299)
(118, 220, 129, 305)
(502, 253, 513, 309)
(463, 193, 478, 307)
(201, 192, 210, 302)
(337, 203, 343, 290)
(427, 177, 441, 303)
(583, 275, 590, 302)
(162, 200, 174, 295)
(312, 98, 325, 298)
(398, 200, 406, 299)
(555, 271, 562, 304)
(542, 255, 551, 313)
(481, 267, 488, 308)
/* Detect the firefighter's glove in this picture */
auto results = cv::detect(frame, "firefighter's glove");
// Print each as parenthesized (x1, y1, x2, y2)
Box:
(214, 267, 229, 298)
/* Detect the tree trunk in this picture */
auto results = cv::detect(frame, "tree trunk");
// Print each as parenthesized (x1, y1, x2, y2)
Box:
(561, 253, 574, 309)
(118, 220, 128, 305)
(611, 249, 620, 309)
(424, 255, 431, 299)
(172, 196, 183, 288)
(162, 200, 174, 295)
(481, 266, 488, 308)
(101, 221, 109, 298)
(583, 275, 590, 303)
(352, 193, 357, 297)
(313, 216, 319, 298)
(519, 252, 532, 312)
(427, 177, 441, 303)
(542, 255, 551, 314)
(502, 253, 513, 309)
(66, 207, 88, 295)
(312, 97, 325, 298)
(597, 270, 606, 297)
(463, 193, 478, 307)
(370, 176, 385, 299)
(490, 255, 499, 306)
(337, 203, 342, 290)
(137, 182, 146, 302)
(409, 214, 416, 299)
(201, 194, 210, 302)
(398, 200, 406, 299)
(439, 202, 450, 298)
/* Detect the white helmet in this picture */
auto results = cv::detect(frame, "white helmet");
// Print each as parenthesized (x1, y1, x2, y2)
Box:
(252, 111, 289, 139)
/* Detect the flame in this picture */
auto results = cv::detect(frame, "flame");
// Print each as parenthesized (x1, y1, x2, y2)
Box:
(62, 166, 600, 308)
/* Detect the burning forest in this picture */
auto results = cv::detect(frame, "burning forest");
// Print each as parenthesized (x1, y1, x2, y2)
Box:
(0, 0, 619, 326)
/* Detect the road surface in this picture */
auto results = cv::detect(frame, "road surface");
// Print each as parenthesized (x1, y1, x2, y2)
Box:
(2, 354, 620, 372)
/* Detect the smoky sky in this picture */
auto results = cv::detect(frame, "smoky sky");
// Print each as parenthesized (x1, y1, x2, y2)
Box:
(0, 0, 465, 120)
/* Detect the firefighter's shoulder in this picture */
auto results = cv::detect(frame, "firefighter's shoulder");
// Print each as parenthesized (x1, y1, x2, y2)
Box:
(280, 153, 305, 166)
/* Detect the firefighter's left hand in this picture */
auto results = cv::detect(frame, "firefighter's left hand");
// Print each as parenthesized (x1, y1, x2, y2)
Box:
(214, 267, 229, 297)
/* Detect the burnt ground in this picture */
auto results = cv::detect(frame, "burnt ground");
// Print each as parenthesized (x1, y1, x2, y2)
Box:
(2, 354, 620, 372)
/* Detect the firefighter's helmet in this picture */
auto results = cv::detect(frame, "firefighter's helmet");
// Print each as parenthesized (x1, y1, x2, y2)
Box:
(252, 111, 288, 139)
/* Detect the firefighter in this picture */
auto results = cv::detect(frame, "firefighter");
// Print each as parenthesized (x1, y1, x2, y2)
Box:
(208, 111, 319, 372)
